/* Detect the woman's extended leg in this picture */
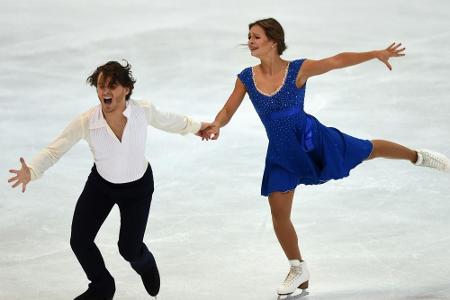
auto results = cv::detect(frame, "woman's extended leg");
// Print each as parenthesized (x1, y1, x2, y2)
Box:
(367, 139, 449, 171)
(367, 139, 417, 162)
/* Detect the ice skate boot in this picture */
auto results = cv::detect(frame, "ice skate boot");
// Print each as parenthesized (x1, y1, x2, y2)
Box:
(74, 276, 115, 300)
(140, 255, 160, 298)
(277, 260, 309, 298)
(74, 288, 114, 300)
(414, 149, 450, 172)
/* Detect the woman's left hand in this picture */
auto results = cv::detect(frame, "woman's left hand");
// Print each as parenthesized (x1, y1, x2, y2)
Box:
(377, 42, 406, 71)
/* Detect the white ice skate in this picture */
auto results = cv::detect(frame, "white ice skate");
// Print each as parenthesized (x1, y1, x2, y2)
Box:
(277, 260, 309, 299)
(414, 149, 450, 172)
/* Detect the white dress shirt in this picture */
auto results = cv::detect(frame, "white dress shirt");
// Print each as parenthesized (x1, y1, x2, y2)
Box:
(28, 99, 201, 183)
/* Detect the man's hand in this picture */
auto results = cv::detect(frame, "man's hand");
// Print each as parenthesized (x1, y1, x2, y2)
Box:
(197, 122, 220, 141)
(8, 157, 31, 193)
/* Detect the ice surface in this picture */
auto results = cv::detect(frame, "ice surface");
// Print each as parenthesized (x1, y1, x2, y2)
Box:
(1, 0, 449, 299)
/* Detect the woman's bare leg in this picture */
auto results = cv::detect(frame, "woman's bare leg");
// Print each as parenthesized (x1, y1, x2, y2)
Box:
(367, 139, 418, 162)
(268, 190, 302, 260)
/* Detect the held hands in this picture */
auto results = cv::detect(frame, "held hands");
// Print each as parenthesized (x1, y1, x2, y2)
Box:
(8, 157, 31, 193)
(195, 122, 220, 141)
(377, 42, 406, 71)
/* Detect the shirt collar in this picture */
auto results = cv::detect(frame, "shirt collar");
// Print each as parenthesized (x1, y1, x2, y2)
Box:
(122, 100, 132, 118)
(89, 100, 131, 129)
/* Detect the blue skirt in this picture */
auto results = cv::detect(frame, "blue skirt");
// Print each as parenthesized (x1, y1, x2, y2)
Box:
(261, 115, 373, 196)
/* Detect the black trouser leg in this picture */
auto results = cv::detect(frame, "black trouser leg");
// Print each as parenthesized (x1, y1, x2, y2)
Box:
(117, 194, 155, 273)
(114, 165, 159, 296)
(70, 173, 115, 296)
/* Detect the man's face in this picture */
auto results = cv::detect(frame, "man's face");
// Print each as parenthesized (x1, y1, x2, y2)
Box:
(96, 72, 130, 114)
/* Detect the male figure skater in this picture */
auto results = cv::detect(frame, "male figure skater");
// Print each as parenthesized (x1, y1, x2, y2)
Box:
(8, 60, 208, 299)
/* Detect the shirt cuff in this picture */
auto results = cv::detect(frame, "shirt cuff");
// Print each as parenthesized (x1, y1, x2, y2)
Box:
(184, 117, 201, 135)
(28, 165, 40, 181)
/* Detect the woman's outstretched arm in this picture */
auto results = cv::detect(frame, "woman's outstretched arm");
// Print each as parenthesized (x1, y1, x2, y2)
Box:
(297, 42, 406, 87)
(202, 77, 247, 140)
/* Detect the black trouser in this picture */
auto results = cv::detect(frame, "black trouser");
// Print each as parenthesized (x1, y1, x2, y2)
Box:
(70, 164, 155, 296)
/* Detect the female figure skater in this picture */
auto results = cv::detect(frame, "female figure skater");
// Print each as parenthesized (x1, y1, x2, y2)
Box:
(200, 18, 449, 297)
(8, 61, 209, 300)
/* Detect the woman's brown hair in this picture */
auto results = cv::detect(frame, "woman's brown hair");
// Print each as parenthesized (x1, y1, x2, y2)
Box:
(249, 18, 287, 55)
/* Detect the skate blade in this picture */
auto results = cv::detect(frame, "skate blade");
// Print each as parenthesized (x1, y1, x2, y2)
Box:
(277, 289, 309, 299)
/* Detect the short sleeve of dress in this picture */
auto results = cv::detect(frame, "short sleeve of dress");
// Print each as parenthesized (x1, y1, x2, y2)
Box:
(237, 67, 251, 90)
(294, 58, 307, 87)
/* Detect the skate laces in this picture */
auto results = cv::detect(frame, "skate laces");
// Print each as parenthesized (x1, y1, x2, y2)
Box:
(421, 151, 449, 170)
(282, 266, 302, 287)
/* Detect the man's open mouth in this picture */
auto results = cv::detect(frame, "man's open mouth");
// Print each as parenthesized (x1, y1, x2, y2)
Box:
(103, 97, 112, 104)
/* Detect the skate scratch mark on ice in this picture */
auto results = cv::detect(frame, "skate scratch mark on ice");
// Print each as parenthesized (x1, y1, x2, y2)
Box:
(150, 231, 192, 243)
(277, 289, 309, 299)
(407, 31, 450, 46)
(355, 242, 397, 298)
(150, 216, 193, 238)
(404, 282, 450, 300)
(256, 210, 271, 241)
(0, 23, 189, 56)
(0, 248, 68, 266)
(416, 236, 450, 252)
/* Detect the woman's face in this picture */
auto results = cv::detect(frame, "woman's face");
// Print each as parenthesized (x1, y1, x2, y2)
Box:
(96, 72, 129, 114)
(248, 25, 276, 58)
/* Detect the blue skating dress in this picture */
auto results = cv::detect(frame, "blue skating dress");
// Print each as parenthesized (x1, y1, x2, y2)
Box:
(238, 59, 373, 196)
